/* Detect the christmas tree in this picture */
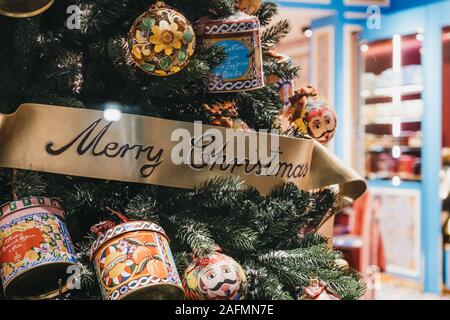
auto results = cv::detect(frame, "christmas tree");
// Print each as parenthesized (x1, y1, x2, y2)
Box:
(0, 0, 365, 300)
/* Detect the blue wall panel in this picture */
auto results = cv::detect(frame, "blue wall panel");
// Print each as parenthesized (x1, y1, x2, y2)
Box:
(388, 0, 448, 12)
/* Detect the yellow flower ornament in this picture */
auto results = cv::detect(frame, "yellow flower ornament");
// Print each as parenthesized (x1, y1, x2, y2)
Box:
(150, 20, 183, 56)
(128, 2, 196, 76)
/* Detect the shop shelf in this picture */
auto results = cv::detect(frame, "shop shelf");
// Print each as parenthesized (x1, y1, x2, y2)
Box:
(361, 83, 424, 99)
(365, 175, 422, 182)
(365, 146, 422, 154)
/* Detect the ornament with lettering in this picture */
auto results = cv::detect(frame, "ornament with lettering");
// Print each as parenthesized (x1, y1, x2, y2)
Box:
(0, 197, 78, 299)
(0, 0, 54, 18)
(128, 1, 195, 76)
(0, 104, 367, 202)
(197, 12, 264, 93)
(90, 212, 184, 300)
(236, 0, 262, 15)
(283, 86, 337, 145)
(182, 248, 247, 300)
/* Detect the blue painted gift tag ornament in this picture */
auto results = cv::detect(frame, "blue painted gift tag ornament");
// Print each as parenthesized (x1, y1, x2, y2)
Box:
(197, 13, 265, 93)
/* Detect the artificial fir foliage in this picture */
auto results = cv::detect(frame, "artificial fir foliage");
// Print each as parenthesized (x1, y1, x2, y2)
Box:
(0, 0, 365, 300)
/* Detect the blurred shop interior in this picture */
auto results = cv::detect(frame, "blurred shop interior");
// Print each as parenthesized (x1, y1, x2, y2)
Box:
(274, 0, 450, 299)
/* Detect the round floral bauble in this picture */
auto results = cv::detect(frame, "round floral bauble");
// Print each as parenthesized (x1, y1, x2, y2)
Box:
(128, 1, 196, 76)
(182, 251, 247, 300)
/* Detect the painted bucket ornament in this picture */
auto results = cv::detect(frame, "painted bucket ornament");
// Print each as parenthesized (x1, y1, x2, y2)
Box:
(197, 12, 264, 93)
(0, 196, 78, 299)
(90, 214, 184, 300)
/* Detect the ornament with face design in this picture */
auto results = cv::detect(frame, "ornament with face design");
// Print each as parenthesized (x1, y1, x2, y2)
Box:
(305, 99, 337, 145)
(198, 257, 242, 300)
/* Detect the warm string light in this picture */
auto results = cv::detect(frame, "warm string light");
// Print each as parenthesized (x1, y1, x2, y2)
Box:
(392, 176, 401, 187)
(302, 26, 312, 38)
(103, 103, 122, 122)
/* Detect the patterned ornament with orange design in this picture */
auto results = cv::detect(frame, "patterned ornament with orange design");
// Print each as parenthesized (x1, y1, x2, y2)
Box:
(128, 1, 196, 76)
(90, 211, 184, 300)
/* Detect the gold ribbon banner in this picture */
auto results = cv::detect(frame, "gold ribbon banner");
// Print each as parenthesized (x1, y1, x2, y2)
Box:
(0, 104, 366, 200)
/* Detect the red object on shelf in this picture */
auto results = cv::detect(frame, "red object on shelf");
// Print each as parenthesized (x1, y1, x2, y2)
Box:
(397, 155, 416, 176)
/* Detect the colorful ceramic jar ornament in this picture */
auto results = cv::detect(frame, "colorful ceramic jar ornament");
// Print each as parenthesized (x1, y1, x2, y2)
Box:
(128, 1, 196, 76)
(236, 0, 262, 15)
(197, 12, 265, 93)
(90, 212, 184, 300)
(182, 248, 247, 300)
(0, 0, 54, 18)
(0, 197, 78, 299)
(282, 86, 337, 145)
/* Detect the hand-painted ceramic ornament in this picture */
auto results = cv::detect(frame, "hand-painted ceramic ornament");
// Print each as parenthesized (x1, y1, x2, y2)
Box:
(0, 197, 78, 299)
(236, 0, 262, 15)
(0, 0, 54, 18)
(128, 1, 196, 76)
(183, 249, 247, 300)
(202, 101, 251, 131)
(298, 279, 340, 300)
(266, 50, 296, 106)
(197, 12, 264, 93)
(90, 212, 184, 300)
(283, 86, 337, 145)
(335, 258, 349, 270)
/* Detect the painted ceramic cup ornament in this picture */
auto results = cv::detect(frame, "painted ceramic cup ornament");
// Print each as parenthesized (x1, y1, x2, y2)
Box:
(128, 1, 196, 76)
(0, 0, 54, 18)
(183, 248, 247, 300)
(197, 12, 264, 93)
(283, 86, 337, 145)
(236, 0, 262, 15)
(0, 197, 78, 299)
(90, 211, 184, 300)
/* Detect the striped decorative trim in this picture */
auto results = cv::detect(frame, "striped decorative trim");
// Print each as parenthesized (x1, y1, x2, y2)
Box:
(204, 19, 260, 35)
(208, 78, 264, 92)
(0, 197, 62, 219)
(2, 255, 78, 287)
(90, 221, 168, 259)
(109, 273, 183, 300)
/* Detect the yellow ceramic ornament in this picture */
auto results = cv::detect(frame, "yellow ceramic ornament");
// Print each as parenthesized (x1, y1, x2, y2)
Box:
(128, 1, 196, 76)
